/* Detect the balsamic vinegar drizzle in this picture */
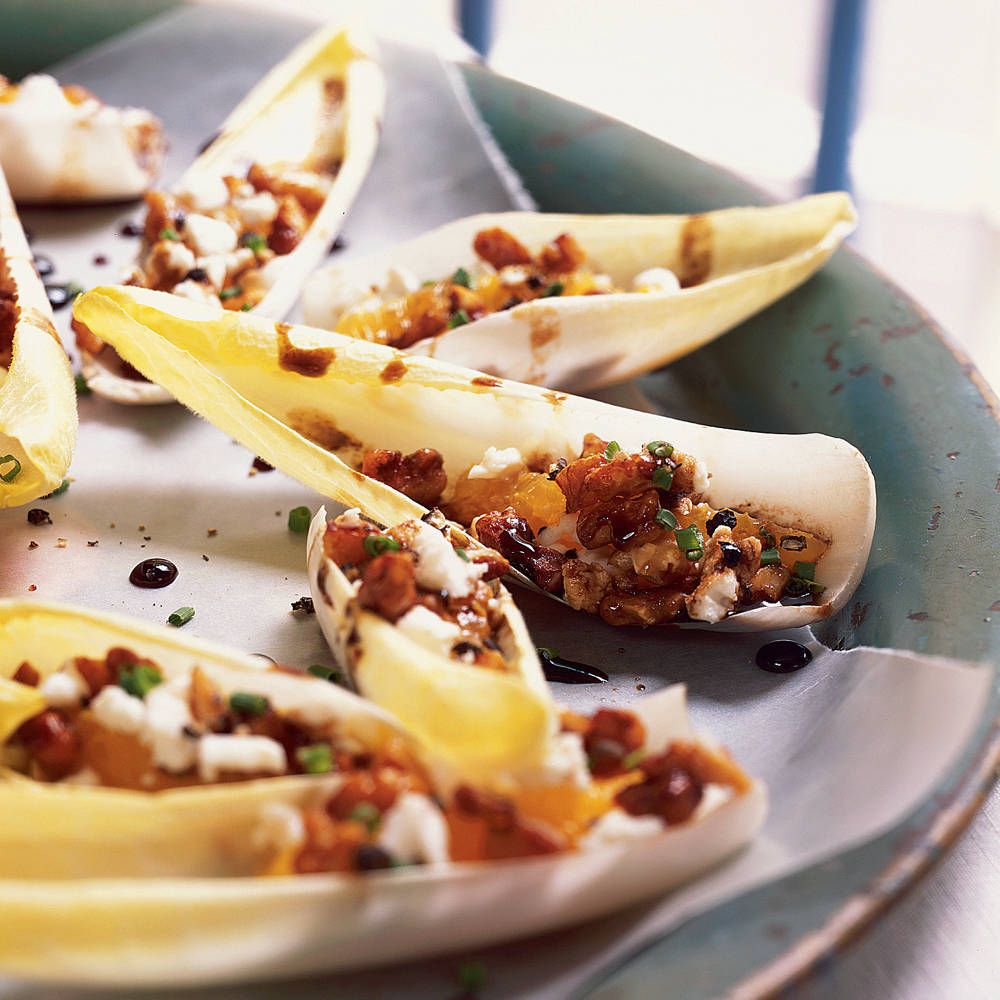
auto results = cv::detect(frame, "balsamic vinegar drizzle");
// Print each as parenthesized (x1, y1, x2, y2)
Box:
(129, 558, 179, 589)
(537, 648, 608, 684)
(755, 639, 812, 673)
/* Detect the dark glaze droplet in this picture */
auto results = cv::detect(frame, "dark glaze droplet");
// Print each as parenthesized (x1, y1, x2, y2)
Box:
(33, 254, 54, 278)
(129, 558, 178, 589)
(755, 639, 812, 674)
(538, 648, 608, 684)
(92, 253, 109, 266)
(119, 221, 142, 238)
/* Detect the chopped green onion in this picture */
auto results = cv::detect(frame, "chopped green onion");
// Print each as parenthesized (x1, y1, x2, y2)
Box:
(792, 561, 816, 581)
(65, 281, 85, 300)
(448, 309, 471, 328)
(654, 508, 678, 530)
(47, 479, 70, 497)
(362, 534, 402, 557)
(760, 547, 782, 567)
(536, 647, 558, 659)
(421, 279, 436, 287)
(604, 440, 621, 460)
(307, 664, 342, 683)
(118, 664, 163, 699)
(240, 302, 253, 312)
(158, 227, 179, 241)
(458, 961, 487, 992)
(219, 286, 242, 301)
(0, 455, 22, 483)
(167, 606, 195, 627)
(74, 373, 92, 396)
(348, 801, 381, 832)
(673, 525, 703, 560)
(622, 749, 646, 770)
(454, 547, 470, 561)
(451, 266, 471, 288)
(241, 233, 267, 254)
(295, 743, 333, 774)
(646, 440, 674, 459)
(287, 506, 311, 532)
(780, 535, 807, 551)
(229, 691, 269, 716)
(540, 281, 564, 297)
(652, 466, 674, 490)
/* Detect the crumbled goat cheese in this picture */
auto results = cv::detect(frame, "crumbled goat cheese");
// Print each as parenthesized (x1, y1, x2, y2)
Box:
(691, 457, 710, 494)
(383, 266, 420, 297)
(154, 238, 196, 276)
(632, 267, 680, 293)
(337, 508, 367, 529)
(170, 279, 218, 305)
(591, 273, 614, 291)
(197, 254, 227, 290)
(686, 570, 738, 623)
(396, 605, 464, 657)
(251, 801, 307, 853)
(184, 213, 237, 256)
(499, 266, 529, 286)
(142, 686, 198, 773)
(467, 446, 524, 481)
(233, 191, 278, 227)
(198, 734, 287, 782)
(536, 731, 591, 788)
(173, 172, 230, 212)
(693, 782, 734, 820)
(579, 808, 664, 848)
(89, 684, 146, 734)
(39, 669, 87, 708)
(377, 792, 450, 863)
(410, 521, 488, 598)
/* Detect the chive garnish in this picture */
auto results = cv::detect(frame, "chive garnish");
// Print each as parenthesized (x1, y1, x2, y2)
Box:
(673, 525, 703, 561)
(158, 227, 179, 241)
(0, 455, 22, 483)
(219, 286, 242, 301)
(760, 547, 782, 567)
(74, 373, 92, 396)
(622, 749, 646, 770)
(240, 302, 253, 312)
(451, 266, 471, 288)
(287, 506, 311, 532)
(307, 664, 342, 683)
(448, 309, 471, 328)
(654, 508, 678, 530)
(454, 547, 470, 561)
(604, 440, 621, 460)
(421, 279, 436, 287)
(65, 281, 85, 300)
(536, 646, 558, 659)
(540, 281, 564, 297)
(348, 801, 381, 832)
(295, 743, 333, 774)
(167, 606, 195, 627)
(362, 534, 402, 557)
(793, 561, 816, 581)
(47, 479, 70, 497)
(229, 691, 269, 716)
(646, 440, 674, 459)
(118, 664, 164, 699)
(241, 232, 267, 254)
(652, 466, 674, 490)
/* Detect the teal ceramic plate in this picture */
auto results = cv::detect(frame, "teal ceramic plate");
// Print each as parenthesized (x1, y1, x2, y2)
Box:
(461, 67, 1000, 998)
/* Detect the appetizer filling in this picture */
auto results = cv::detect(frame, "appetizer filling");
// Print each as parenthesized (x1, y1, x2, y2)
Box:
(361, 434, 828, 626)
(3, 647, 419, 791)
(333, 227, 683, 349)
(280, 706, 750, 872)
(322, 509, 512, 670)
(0, 253, 15, 372)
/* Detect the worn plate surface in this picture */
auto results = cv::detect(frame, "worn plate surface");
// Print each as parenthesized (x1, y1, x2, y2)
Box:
(0, 6, 997, 1000)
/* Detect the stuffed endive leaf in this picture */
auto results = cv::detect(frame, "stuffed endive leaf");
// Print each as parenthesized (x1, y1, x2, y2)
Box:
(0, 600, 765, 984)
(0, 164, 76, 507)
(301, 194, 856, 391)
(72, 285, 875, 630)
(78, 24, 385, 404)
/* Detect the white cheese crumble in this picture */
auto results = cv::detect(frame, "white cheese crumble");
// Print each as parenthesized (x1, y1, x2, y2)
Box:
(197, 254, 227, 290)
(89, 684, 146, 734)
(383, 266, 420, 297)
(141, 687, 198, 774)
(197, 734, 287, 782)
(153, 238, 196, 276)
(579, 808, 664, 849)
(409, 521, 487, 598)
(233, 191, 278, 227)
(173, 172, 230, 212)
(39, 669, 87, 708)
(377, 792, 450, 864)
(691, 457, 710, 494)
(633, 267, 680, 293)
(336, 507, 367, 529)
(170, 279, 218, 305)
(467, 446, 524, 481)
(536, 731, 591, 789)
(396, 605, 464, 657)
(686, 570, 739, 623)
(251, 801, 307, 853)
(184, 213, 237, 256)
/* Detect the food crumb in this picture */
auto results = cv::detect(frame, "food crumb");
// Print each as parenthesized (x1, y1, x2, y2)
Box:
(202, 554, 209, 561)
(109, 522, 116, 528)
(28, 540, 38, 549)
(291, 596, 315, 614)
(26, 508, 51, 525)
(92, 253, 109, 266)
(56, 538, 67, 548)
(143, 535, 151, 541)
(207, 528, 218, 537)
(138, 524, 146, 532)
(28, 584, 36, 592)
(87, 540, 99, 547)
(252, 456, 274, 473)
